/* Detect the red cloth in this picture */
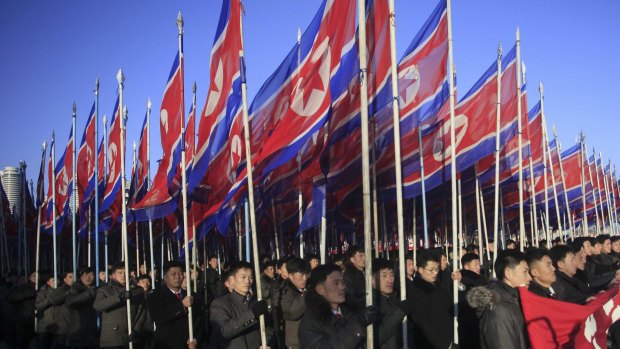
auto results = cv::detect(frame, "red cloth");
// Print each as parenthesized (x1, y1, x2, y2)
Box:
(519, 284, 620, 348)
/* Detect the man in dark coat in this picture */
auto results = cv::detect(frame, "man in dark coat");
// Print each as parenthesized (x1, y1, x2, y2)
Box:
(65, 267, 99, 348)
(549, 245, 594, 304)
(146, 261, 203, 349)
(467, 249, 531, 349)
(343, 246, 366, 309)
(526, 248, 557, 298)
(459, 253, 487, 349)
(371, 258, 408, 349)
(49, 271, 74, 346)
(205, 255, 221, 303)
(9, 270, 37, 349)
(209, 261, 270, 349)
(409, 249, 460, 349)
(35, 273, 57, 349)
(93, 262, 144, 349)
(273, 257, 309, 349)
(298, 264, 375, 349)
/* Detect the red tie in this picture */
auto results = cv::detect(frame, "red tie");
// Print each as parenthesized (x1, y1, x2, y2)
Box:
(176, 292, 182, 300)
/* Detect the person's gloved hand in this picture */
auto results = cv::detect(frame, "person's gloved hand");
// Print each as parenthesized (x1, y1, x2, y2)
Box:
(251, 300, 269, 318)
(118, 290, 132, 302)
(362, 305, 379, 326)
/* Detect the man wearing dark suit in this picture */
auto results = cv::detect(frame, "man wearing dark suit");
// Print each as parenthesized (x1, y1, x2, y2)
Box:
(146, 261, 202, 349)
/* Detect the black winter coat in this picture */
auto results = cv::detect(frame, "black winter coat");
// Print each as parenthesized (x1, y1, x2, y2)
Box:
(467, 281, 528, 349)
(298, 299, 366, 349)
(65, 282, 98, 347)
(209, 290, 265, 349)
(527, 280, 553, 298)
(273, 280, 306, 347)
(552, 271, 595, 305)
(344, 264, 366, 309)
(373, 291, 406, 349)
(408, 276, 454, 349)
(93, 279, 144, 348)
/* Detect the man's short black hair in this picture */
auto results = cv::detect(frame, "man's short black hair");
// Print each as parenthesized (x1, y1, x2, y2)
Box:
(461, 253, 479, 267)
(208, 254, 218, 262)
(261, 260, 275, 273)
(228, 261, 253, 278)
(549, 245, 574, 269)
(136, 274, 151, 283)
(331, 254, 346, 264)
(110, 262, 126, 273)
(465, 244, 478, 253)
(286, 257, 310, 275)
(405, 252, 414, 262)
(588, 237, 599, 246)
(347, 245, 364, 260)
(526, 248, 551, 268)
(78, 266, 94, 277)
(494, 250, 529, 281)
(611, 236, 620, 244)
(306, 253, 319, 262)
(505, 239, 516, 247)
(163, 261, 184, 274)
(416, 249, 441, 268)
(307, 264, 341, 290)
(372, 258, 394, 274)
(276, 257, 289, 269)
(596, 234, 611, 245)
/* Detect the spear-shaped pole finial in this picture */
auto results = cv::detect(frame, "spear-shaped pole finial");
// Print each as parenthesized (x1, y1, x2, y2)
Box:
(42, 140, 47, 151)
(193, 81, 197, 94)
(117, 69, 125, 85)
(95, 78, 100, 95)
(552, 124, 557, 137)
(147, 97, 152, 111)
(103, 113, 107, 126)
(498, 41, 502, 57)
(72, 102, 77, 115)
(539, 82, 543, 95)
(177, 11, 184, 34)
(123, 105, 128, 120)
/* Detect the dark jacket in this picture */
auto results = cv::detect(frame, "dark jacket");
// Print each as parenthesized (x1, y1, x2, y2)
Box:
(298, 296, 366, 349)
(35, 285, 57, 333)
(146, 286, 204, 349)
(467, 281, 528, 349)
(373, 291, 407, 349)
(209, 290, 264, 349)
(552, 271, 595, 305)
(343, 264, 366, 309)
(408, 275, 454, 348)
(261, 274, 277, 308)
(527, 279, 553, 298)
(585, 255, 617, 291)
(93, 279, 144, 348)
(48, 283, 72, 335)
(8, 281, 36, 322)
(459, 270, 486, 349)
(274, 280, 306, 347)
(206, 267, 221, 302)
(65, 282, 98, 347)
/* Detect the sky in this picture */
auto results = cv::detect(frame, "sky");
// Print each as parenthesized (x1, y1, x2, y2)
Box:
(1, 0, 619, 184)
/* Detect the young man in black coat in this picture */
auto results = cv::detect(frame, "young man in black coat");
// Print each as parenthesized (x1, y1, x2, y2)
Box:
(9, 270, 37, 349)
(526, 248, 557, 298)
(272, 257, 309, 349)
(343, 246, 366, 309)
(146, 261, 201, 349)
(459, 253, 487, 349)
(467, 249, 531, 349)
(371, 258, 408, 349)
(209, 261, 270, 349)
(549, 245, 595, 304)
(65, 267, 99, 348)
(408, 249, 461, 349)
(298, 264, 376, 349)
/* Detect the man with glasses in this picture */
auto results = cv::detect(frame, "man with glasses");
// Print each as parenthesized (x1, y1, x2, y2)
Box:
(408, 249, 461, 348)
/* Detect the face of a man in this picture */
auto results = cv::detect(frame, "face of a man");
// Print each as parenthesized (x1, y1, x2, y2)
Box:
(530, 256, 556, 288)
(99, 271, 106, 282)
(418, 261, 440, 284)
(81, 272, 95, 287)
(583, 241, 593, 256)
(316, 271, 346, 309)
(164, 267, 184, 291)
(309, 258, 320, 270)
(612, 240, 620, 254)
(230, 268, 253, 296)
(557, 252, 577, 277)
(64, 273, 74, 287)
(373, 268, 395, 296)
(137, 278, 151, 291)
(464, 259, 481, 275)
(112, 268, 126, 286)
(592, 242, 603, 255)
(28, 273, 36, 284)
(264, 266, 275, 279)
(350, 252, 365, 271)
(209, 258, 218, 269)
(279, 263, 289, 279)
(406, 259, 415, 278)
(602, 239, 612, 254)
(574, 249, 586, 270)
(505, 261, 531, 288)
(440, 255, 448, 270)
(46, 277, 56, 288)
(289, 271, 308, 290)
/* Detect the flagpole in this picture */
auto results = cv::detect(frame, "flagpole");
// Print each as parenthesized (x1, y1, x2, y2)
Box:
(21, 161, 28, 278)
(446, 0, 460, 341)
(71, 102, 78, 278)
(271, 200, 281, 261)
(492, 43, 502, 276)
(51, 131, 58, 288)
(514, 28, 527, 251)
(528, 157, 539, 246)
(601, 153, 615, 235)
(34, 142, 45, 332)
(356, 0, 375, 344)
(116, 70, 134, 349)
(174, 13, 195, 343)
(386, 4, 407, 332)
(607, 159, 616, 235)
(539, 83, 551, 240)
(320, 179, 327, 264)
(541, 109, 563, 242)
(371, 117, 380, 258)
(295, 27, 305, 259)
(132, 142, 139, 276)
(458, 179, 463, 265)
(554, 127, 574, 240)
(579, 132, 589, 235)
(145, 98, 155, 286)
(238, 8, 267, 347)
(475, 176, 483, 265)
(94, 78, 101, 287)
(191, 81, 198, 294)
(611, 166, 619, 233)
(593, 149, 607, 233)
(479, 183, 490, 261)
(585, 144, 601, 235)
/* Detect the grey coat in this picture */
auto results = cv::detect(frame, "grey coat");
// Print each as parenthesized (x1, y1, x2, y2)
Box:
(48, 283, 72, 335)
(209, 291, 264, 349)
(274, 280, 306, 347)
(93, 279, 144, 348)
(65, 282, 98, 347)
(35, 285, 57, 334)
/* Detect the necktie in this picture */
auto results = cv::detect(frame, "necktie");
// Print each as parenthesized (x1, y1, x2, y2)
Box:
(176, 292, 182, 300)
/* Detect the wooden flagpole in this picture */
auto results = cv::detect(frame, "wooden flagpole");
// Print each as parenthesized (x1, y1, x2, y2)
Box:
(579, 132, 589, 235)
(554, 127, 574, 240)
(515, 29, 526, 251)
(72, 102, 78, 277)
(492, 43, 502, 276)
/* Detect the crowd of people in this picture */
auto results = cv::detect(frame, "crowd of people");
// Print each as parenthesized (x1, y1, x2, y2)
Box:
(1, 233, 620, 349)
